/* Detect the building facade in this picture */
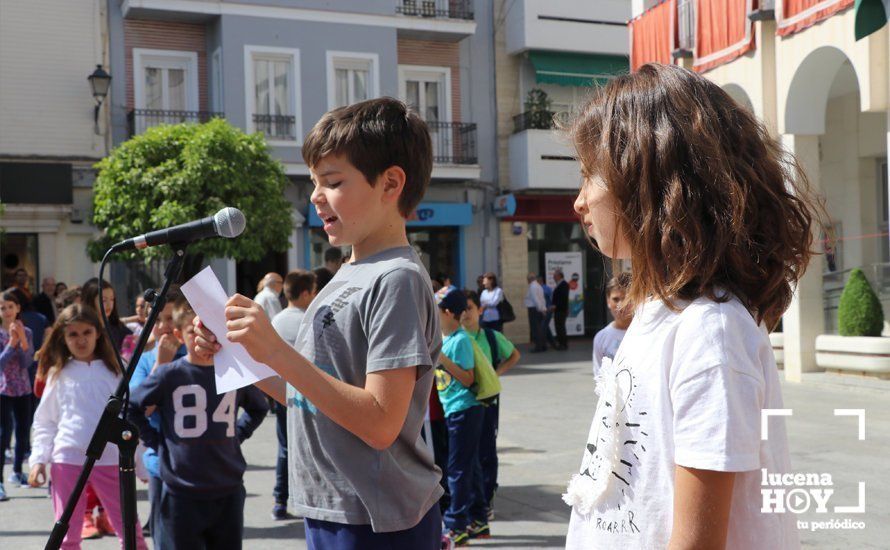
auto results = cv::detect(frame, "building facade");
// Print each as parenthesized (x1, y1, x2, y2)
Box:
(630, 0, 890, 379)
(493, 0, 630, 344)
(0, 0, 110, 292)
(108, 0, 498, 298)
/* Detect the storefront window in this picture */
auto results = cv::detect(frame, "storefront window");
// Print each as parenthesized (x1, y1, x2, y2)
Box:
(527, 222, 608, 335)
(1, 233, 39, 294)
(408, 227, 460, 286)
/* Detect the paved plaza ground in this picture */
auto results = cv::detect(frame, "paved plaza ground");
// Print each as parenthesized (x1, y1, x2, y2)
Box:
(1, 340, 887, 549)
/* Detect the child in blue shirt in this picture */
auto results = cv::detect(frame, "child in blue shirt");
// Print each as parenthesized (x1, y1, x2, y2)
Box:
(129, 298, 268, 549)
(435, 288, 488, 546)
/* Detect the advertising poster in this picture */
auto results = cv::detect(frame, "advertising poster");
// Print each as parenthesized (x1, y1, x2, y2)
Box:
(545, 252, 584, 336)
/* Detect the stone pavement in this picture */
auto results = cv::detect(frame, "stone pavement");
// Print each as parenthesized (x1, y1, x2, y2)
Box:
(1, 340, 887, 549)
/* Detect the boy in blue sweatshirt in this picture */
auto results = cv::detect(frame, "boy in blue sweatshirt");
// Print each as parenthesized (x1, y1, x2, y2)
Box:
(129, 298, 268, 549)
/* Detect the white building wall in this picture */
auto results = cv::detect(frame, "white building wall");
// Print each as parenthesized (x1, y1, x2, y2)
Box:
(0, 0, 107, 158)
(508, 130, 579, 191)
(505, 0, 630, 56)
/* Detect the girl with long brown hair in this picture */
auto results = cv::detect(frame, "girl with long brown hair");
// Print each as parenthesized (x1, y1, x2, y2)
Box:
(28, 304, 147, 549)
(563, 64, 818, 549)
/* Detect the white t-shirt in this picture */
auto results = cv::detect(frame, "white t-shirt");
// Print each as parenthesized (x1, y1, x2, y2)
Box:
(254, 286, 283, 319)
(592, 322, 627, 378)
(565, 295, 798, 550)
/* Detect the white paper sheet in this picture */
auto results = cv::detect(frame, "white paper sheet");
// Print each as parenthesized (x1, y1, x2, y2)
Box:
(181, 266, 278, 393)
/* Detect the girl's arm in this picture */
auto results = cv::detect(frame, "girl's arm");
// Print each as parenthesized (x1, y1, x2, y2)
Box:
(667, 465, 735, 550)
(30, 375, 62, 467)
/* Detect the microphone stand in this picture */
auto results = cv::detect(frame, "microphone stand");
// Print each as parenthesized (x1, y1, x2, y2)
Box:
(45, 245, 187, 550)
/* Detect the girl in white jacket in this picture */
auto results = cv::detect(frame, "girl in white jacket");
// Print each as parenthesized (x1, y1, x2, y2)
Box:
(29, 304, 147, 550)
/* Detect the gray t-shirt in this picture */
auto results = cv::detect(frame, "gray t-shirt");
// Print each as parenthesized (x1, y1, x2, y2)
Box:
(286, 246, 443, 532)
(272, 306, 305, 347)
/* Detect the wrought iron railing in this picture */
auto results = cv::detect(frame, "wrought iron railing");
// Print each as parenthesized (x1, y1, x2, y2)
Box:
(426, 121, 477, 165)
(396, 0, 474, 20)
(512, 110, 556, 133)
(253, 114, 297, 141)
(127, 109, 223, 136)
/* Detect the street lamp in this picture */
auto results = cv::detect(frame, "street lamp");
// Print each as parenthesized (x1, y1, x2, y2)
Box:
(88, 64, 111, 133)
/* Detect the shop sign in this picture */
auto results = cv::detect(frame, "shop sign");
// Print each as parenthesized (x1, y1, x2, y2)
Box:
(545, 252, 585, 336)
(492, 194, 517, 217)
(307, 202, 472, 227)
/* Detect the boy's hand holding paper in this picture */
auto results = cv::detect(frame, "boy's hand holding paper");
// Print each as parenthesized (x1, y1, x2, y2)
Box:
(181, 266, 277, 392)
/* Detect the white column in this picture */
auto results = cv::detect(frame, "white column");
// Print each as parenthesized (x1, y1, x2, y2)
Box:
(781, 134, 824, 382)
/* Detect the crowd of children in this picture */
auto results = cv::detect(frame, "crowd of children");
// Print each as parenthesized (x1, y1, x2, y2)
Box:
(0, 62, 817, 549)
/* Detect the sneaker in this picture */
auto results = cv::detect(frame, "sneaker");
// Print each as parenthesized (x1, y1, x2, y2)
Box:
(81, 512, 101, 540)
(7, 472, 27, 487)
(0, 483, 8, 502)
(442, 530, 469, 548)
(271, 503, 294, 521)
(96, 509, 116, 536)
(487, 499, 495, 521)
(468, 520, 490, 539)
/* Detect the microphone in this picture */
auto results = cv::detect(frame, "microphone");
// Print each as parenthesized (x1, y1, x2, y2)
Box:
(110, 207, 246, 252)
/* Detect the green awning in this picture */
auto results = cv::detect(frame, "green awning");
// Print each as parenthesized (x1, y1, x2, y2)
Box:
(855, 0, 888, 40)
(528, 51, 629, 88)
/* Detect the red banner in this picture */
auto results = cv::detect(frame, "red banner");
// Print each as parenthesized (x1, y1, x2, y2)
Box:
(777, 0, 855, 36)
(630, 0, 677, 71)
(694, 0, 756, 72)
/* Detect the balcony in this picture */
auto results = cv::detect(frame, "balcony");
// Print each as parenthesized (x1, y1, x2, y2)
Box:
(395, 0, 477, 41)
(127, 109, 223, 136)
(395, 0, 473, 20)
(505, 0, 630, 56)
(512, 110, 556, 133)
(253, 114, 297, 141)
(428, 121, 477, 165)
(509, 111, 579, 191)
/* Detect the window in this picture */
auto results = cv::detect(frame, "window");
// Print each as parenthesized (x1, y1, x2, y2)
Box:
(244, 46, 301, 144)
(399, 66, 452, 161)
(211, 48, 223, 113)
(399, 66, 450, 124)
(327, 52, 379, 109)
(132, 49, 199, 132)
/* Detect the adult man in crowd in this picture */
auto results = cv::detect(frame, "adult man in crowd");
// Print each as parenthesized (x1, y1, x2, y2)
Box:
(254, 272, 284, 320)
(33, 276, 57, 324)
(524, 273, 547, 352)
(11, 268, 32, 304)
(552, 269, 569, 350)
(539, 275, 557, 350)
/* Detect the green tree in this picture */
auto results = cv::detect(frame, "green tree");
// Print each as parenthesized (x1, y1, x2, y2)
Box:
(837, 268, 885, 337)
(89, 118, 292, 273)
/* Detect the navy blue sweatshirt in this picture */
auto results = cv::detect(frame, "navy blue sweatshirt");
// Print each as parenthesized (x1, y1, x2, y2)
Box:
(129, 357, 268, 498)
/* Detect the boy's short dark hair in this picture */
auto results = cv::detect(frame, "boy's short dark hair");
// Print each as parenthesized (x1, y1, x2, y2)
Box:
(323, 247, 343, 264)
(171, 296, 195, 330)
(464, 290, 480, 309)
(284, 269, 316, 302)
(302, 97, 433, 218)
(149, 285, 182, 315)
(606, 272, 632, 295)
